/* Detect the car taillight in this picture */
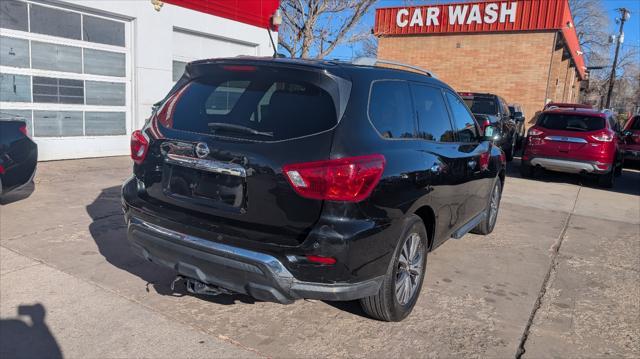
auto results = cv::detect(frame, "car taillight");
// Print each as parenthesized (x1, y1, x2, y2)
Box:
(19, 124, 28, 137)
(0, 164, 4, 174)
(528, 128, 544, 136)
(130, 130, 149, 164)
(283, 154, 385, 202)
(590, 132, 613, 142)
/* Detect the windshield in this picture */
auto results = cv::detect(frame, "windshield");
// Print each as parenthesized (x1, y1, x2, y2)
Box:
(463, 97, 497, 115)
(538, 113, 605, 131)
(167, 69, 338, 141)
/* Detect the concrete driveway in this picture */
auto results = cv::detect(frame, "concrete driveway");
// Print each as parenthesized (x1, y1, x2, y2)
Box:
(1, 156, 638, 358)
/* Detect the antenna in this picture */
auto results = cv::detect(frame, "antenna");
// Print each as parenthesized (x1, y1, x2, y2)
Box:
(268, 9, 283, 59)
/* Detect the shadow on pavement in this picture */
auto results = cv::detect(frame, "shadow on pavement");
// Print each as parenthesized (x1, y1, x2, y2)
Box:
(506, 157, 640, 196)
(0, 180, 35, 205)
(0, 303, 62, 359)
(86, 186, 256, 305)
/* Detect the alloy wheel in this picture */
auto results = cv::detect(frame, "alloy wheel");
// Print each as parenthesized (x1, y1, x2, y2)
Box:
(489, 183, 501, 228)
(395, 232, 424, 306)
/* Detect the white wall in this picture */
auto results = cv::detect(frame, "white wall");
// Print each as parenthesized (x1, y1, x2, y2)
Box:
(63, 0, 277, 131)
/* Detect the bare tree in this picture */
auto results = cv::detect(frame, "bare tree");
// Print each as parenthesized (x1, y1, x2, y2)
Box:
(278, 0, 377, 59)
(569, 0, 611, 67)
(356, 35, 378, 58)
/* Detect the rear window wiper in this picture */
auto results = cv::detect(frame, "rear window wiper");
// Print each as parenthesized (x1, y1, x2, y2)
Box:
(565, 126, 588, 131)
(207, 122, 273, 137)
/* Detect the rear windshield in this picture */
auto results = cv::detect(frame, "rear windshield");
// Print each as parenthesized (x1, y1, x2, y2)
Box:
(168, 69, 338, 141)
(537, 113, 605, 131)
(463, 97, 497, 115)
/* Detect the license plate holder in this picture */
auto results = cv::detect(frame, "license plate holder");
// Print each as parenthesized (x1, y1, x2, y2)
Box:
(164, 164, 246, 209)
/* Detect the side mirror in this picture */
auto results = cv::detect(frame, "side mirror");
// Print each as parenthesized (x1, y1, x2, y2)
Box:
(622, 130, 633, 137)
(475, 114, 490, 129)
(482, 124, 497, 142)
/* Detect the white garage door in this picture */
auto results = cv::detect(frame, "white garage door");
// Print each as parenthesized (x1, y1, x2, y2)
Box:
(0, 1, 132, 161)
(171, 28, 259, 81)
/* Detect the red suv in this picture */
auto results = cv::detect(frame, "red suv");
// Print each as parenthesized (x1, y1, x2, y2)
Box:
(521, 108, 624, 187)
(623, 114, 640, 162)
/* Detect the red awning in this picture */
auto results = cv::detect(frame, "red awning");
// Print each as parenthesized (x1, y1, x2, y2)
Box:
(163, 0, 280, 29)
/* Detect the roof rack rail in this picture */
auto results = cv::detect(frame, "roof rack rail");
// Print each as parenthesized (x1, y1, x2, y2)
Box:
(352, 57, 436, 78)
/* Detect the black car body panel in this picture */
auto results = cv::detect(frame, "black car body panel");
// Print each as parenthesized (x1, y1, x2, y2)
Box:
(0, 120, 37, 196)
(122, 57, 505, 303)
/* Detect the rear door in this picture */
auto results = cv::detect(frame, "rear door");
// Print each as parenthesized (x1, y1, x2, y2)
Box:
(444, 91, 493, 230)
(138, 64, 350, 246)
(410, 83, 463, 243)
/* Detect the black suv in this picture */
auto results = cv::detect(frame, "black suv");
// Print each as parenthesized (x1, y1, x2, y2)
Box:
(459, 92, 518, 161)
(122, 58, 506, 321)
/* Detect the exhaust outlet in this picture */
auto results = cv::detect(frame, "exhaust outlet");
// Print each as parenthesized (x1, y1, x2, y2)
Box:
(171, 275, 233, 296)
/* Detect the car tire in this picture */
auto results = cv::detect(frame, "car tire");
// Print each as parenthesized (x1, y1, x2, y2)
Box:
(614, 157, 623, 177)
(360, 215, 428, 322)
(505, 144, 514, 162)
(471, 179, 502, 235)
(598, 170, 615, 188)
(520, 162, 534, 178)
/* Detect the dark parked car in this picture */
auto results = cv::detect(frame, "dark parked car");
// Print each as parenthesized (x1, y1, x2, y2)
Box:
(122, 57, 506, 321)
(0, 119, 37, 199)
(508, 104, 526, 148)
(521, 108, 624, 187)
(459, 92, 518, 161)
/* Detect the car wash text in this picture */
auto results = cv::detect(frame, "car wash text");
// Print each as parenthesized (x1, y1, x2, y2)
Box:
(396, 2, 518, 28)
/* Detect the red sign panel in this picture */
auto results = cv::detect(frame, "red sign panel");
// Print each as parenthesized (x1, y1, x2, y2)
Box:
(374, 0, 585, 79)
(163, 0, 280, 29)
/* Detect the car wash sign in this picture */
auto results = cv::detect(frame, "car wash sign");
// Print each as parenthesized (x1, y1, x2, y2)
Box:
(375, 0, 572, 35)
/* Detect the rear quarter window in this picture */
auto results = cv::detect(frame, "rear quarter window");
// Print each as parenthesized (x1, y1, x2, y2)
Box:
(368, 80, 415, 139)
(538, 113, 605, 131)
(169, 75, 337, 141)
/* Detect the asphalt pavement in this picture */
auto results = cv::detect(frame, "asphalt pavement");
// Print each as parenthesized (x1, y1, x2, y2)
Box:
(1, 156, 638, 358)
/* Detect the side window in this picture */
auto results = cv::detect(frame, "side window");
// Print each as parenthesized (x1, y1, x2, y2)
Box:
(369, 81, 415, 139)
(445, 91, 479, 143)
(410, 84, 455, 142)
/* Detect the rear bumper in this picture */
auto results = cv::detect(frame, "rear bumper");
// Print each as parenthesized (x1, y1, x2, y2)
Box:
(527, 157, 610, 174)
(126, 216, 383, 304)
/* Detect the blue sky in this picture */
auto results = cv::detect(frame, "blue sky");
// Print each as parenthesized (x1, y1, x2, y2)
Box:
(330, 0, 640, 65)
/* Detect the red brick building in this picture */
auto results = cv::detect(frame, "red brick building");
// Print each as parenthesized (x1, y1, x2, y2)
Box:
(374, 0, 586, 125)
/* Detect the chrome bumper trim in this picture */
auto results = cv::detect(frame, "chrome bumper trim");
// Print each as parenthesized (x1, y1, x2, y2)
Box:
(530, 158, 600, 173)
(129, 217, 292, 280)
(165, 153, 247, 177)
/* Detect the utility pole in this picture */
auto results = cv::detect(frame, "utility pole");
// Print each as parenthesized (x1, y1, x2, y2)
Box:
(605, 8, 631, 109)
